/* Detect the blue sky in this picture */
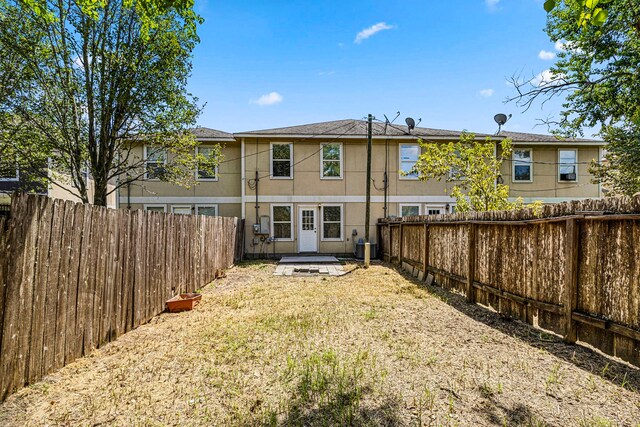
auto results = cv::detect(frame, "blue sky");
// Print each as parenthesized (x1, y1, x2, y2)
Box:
(189, 0, 573, 135)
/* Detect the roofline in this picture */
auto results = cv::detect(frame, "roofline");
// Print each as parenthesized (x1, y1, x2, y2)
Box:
(196, 137, 236, 142)
(511, 140, 606, 146)
(233, 133, 605, 145)
(232, 133, 493, 140)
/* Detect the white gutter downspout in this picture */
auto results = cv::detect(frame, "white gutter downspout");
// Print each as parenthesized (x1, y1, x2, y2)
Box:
(241, 138, 246, 219)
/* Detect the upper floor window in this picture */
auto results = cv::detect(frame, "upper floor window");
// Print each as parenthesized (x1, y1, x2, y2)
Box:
(0, 158, 18, 181)
(321, 143, 342, 179)
(558, 149, 577, 182)
(512, 149, 532, 182)
(196, 146, 218, 181)
(144, 146, 167, 180)
(399, 144, 419, 179)
(271, 143, 293, 179)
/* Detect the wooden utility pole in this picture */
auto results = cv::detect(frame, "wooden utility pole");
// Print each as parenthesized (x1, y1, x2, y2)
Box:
(364, 114, 373, 267)
(365, 114, 373, 242)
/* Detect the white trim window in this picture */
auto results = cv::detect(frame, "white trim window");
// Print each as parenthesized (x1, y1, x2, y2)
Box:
(0, 157, 19, 181)
(144, 146, 167, 180)
(271, 204, 293, 240)
(270, 143, 293, 179)
(425, 204, 446, 215)
(321, 204, 343, 241)
(399, 204, 421, 217)
(399, 144, 420, 179)
(196, 146, 218, 181)
(171, 205, 192, 215)
(196, 204, 218, 216)
(320, 143, 343, 179)
(558, 149, 578, 182)
(144, 204, 167, 213)
(512, 149, 533, 182)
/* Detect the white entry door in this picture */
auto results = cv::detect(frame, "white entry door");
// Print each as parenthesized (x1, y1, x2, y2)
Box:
(298, 207, 318, 252)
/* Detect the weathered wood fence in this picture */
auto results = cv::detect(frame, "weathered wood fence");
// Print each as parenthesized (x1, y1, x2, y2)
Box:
(378, 196, 640, 367)
(0, 194, 242, 400)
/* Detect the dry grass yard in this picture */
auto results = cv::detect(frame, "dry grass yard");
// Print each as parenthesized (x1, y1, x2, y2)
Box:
(1, 262, 639, 426)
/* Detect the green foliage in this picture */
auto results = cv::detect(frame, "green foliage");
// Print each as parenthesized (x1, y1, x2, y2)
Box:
(411, 133, 526, 212)
(0, 0, 213, 205)
(520, 0, 640, 196)
(544, 0, 612, 28)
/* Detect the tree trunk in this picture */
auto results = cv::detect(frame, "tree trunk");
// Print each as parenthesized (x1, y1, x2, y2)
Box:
(92, 177, 109, 207)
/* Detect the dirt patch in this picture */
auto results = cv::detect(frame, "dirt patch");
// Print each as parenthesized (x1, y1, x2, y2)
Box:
(1, 261, 639, 426)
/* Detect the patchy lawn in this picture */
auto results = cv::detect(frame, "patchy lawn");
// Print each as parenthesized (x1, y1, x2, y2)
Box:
(1, 262, 639, 426)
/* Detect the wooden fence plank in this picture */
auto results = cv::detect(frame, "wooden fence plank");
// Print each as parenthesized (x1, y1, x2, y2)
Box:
(64, 203, 85, 365)
(26, 197, 53, 383)
(564, 218, 580, 343)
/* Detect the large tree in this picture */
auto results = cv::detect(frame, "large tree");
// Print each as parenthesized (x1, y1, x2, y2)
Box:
(0, 0, 219, 205)
(511, 0, 640, 195)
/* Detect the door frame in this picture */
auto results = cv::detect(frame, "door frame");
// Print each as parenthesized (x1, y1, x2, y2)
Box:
(297, 205, 319, 253)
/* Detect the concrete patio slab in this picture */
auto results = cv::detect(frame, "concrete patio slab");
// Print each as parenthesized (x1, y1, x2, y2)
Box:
(279, 256, 339, 264)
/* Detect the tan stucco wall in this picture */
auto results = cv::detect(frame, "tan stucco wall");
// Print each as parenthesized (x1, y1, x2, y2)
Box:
(48, 175, 117, 208)
(501, 145, 601, 201)
(120, 140, 241, 207)
(242, 137, 453, 198)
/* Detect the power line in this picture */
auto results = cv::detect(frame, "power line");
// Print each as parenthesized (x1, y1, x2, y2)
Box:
(215, 120, 362, 165)
(248, 121, 361, 184)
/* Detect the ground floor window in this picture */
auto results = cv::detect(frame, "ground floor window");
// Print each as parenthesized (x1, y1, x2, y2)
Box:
(399, 204, 421, 217)
(321, 205, 342, 240)
(144, 205, 166, 213)
(425, 204, 445, 215)
(196, 205, 218, 216)
(272, 204, 293, 240)
(171, 205, 192, 215)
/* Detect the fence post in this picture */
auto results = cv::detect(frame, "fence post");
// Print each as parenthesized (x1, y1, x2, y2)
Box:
(466, 223, 476, 303)
(398, 222, 404, 266)
(422, 222, 429, 279)
(563, 218, 580, 343)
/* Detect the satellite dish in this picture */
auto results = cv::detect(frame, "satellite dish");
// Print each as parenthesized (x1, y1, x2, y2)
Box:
(494, 114, 508, 126)
(493, 113, 512, 134)
(405, 117, 416, 133)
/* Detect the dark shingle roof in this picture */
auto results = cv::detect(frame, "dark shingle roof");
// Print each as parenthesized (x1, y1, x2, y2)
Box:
(235, 119, 474, 138)
(191, 127, 235, 141)
(235, 119, 604, 144)
(499, 130, 600, 144)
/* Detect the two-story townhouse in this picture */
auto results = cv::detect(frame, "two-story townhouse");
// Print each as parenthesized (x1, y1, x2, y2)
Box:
(234, 119, 603, 257)
(120, 127, 241, 217)
(116, 119, 604, 258)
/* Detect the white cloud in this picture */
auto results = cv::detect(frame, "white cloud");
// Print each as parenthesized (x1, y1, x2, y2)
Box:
(538, 50, 556, 60)
(354, 22, 395, 44)
(251, 92, 283, 106)
(486, 0, 500, 7)
(554, 40, 566, 51)
(479, 89, 495, 97)
(532, 69, 564, 87)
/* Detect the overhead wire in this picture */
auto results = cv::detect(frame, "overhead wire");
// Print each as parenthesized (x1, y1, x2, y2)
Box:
(215, 119, 362, 166)
(247, 121, 362, 184)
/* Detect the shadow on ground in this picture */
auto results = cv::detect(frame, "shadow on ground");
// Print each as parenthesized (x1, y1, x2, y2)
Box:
(392, 264, 640, 394)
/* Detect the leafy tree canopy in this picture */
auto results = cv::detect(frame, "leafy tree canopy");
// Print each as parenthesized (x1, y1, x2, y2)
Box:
(410, 133, 534, 212)
(514, 0, 640, 195)
(0, 0, 219, 205)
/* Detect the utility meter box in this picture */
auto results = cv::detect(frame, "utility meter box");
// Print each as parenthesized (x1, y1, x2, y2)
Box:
(253, 215, 270, 235)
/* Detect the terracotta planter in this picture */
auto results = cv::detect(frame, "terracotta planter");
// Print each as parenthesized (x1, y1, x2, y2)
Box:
(166, 293, 202, 313)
